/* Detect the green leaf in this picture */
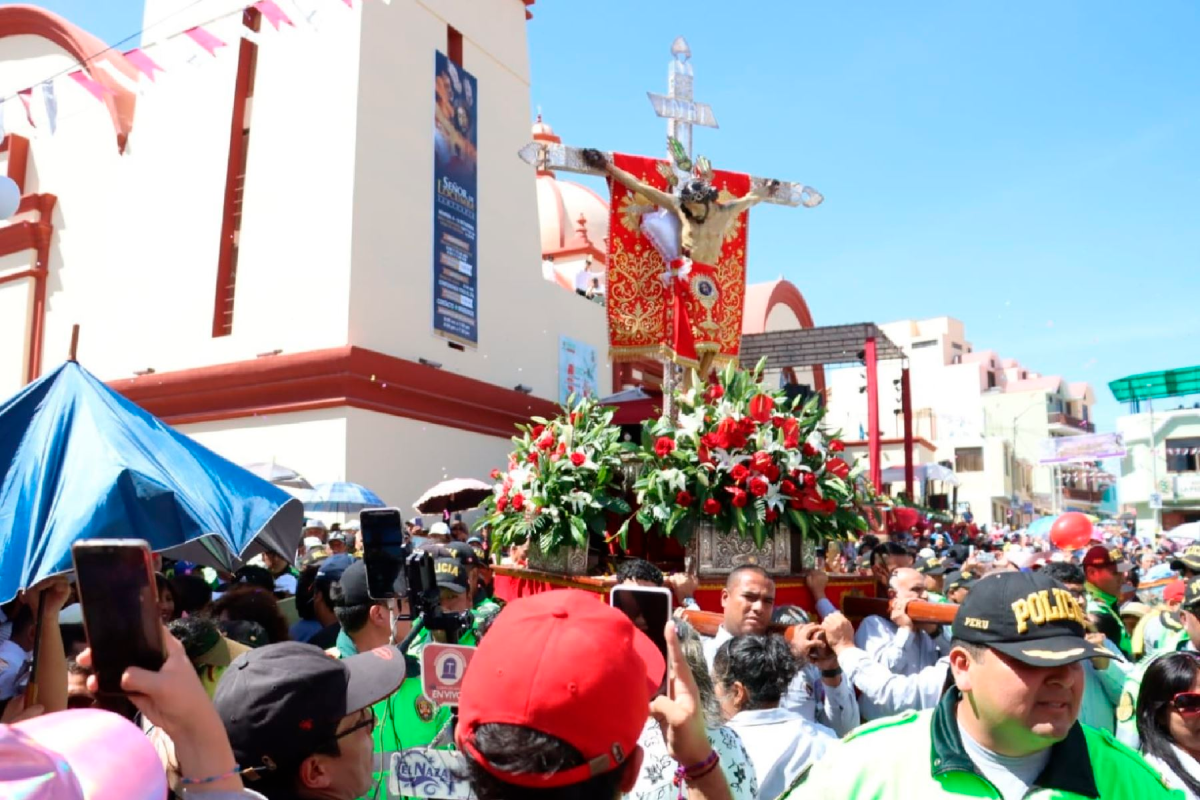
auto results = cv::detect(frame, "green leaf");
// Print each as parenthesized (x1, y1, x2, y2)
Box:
(569, 515, 587, 547)
(752, 518, 766, 549)
(602, 496, 632, 514)
(587, 513, 606, 535)
(615, 519, 632, 548)
(734, 506, 747, 537)
(788, 508, 810, 539)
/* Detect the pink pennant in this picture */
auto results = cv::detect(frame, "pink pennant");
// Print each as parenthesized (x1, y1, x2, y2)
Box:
(340, 0, 353, 7)
(254, 0, 294, 29)
(16, 88, 35, 127)
(69, 70, 111, 102)
(184, 26, 227, 56)
(124, 48, 164, 81)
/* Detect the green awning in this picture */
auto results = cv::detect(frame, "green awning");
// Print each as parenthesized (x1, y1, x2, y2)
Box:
(1109, 365, 1200, 402)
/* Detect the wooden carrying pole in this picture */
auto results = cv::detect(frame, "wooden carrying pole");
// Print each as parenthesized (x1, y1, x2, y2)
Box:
(680, 597, 958, 639)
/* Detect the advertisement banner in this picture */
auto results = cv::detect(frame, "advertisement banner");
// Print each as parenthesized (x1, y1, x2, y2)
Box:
(1038, 432, 1126, 464)
(432, 52, 478, 347)
(559, 336, 598, 405)
(1176, 474, 1200, 500)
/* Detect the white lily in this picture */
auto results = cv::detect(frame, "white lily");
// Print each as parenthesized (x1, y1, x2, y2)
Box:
(764, 483, 788, 512)
(712, 448, 750, 473)
(676, 407, 706, 440)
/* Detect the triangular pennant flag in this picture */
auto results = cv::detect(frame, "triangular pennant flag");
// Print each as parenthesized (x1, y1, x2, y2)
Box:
(39, 81, 57, 135)
(125, 48, 164, 81)
(69, 70, 111, 103)
(339, 0, 353, 7)
(17, 89, 35, 128)
(184, 26, 227, 56)
(254, 0, 294, 30)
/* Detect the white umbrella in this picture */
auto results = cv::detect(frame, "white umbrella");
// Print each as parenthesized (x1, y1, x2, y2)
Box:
(242, 462, 313, 490)
(1165, 521, 1200, 541)
(880, 463, 959, 486)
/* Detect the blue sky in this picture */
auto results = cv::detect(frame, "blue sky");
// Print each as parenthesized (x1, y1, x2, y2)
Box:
(15, 1, 1200, 432)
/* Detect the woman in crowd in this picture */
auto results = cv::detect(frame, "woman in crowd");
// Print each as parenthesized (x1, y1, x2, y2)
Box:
(1136, 651, 1200, 798)
(713, 634, 836, 800)
(630, 618, 758, 799)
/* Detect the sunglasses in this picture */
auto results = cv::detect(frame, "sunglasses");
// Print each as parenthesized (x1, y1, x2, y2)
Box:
(1171, 692, 1200, 715)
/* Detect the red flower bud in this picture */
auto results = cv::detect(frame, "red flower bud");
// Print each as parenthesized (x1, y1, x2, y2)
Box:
(749, 477, 769, 497)
(826, 458, 850, 480)
(570, 452, 586, 467)
(765, 464, 781, 482)
(496, 496, 508, 512)
(727, 487, 749, 508)
(803, 472, 817, 488)
(802, 443, 818, 458)
(766, 509, 779, 524)
(751, 450, 773, 473)
(676, 490, 694, 507)
(531, 425, 546, 438)
(537, 434, 555, 451)
(490, 468, 502, 480)
(731, 464, 750, 483)
(771, 415, 786, 429)
(829, 440, 845, 453)
(703, 498, 721, 515)
(781, 480, 798, 497)
(511, 494, 525, 511)
(655, 437, 676, 458)
(705, 384, 725, 402)
(527, 451, 539, 464)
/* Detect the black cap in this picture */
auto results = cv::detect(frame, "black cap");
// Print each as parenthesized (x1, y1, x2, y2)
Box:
(220, 565, 275, 593)
(1172, 545, 1200, 573)
(214, 641, 406, 775)
(1182, 576, 1200, 610)
(446, 541, 483, 568)
(335, 559, 406, 606)
(953, 572, 1114, 667)
(917, 556, 954, 577)
(944, 569, 976, 593)
(316, 553, 355, 583)
(434, 558, 469, 593)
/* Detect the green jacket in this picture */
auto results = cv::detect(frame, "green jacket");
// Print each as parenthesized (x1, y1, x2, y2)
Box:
(784, 687, 1180, 799)
(1086, 584, 1133, 659)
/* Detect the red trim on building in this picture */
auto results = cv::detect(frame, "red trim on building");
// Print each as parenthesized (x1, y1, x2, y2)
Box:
(447, 25, 463, 66)
(110, 346, 559, 438)
(2, 134, 30, 193)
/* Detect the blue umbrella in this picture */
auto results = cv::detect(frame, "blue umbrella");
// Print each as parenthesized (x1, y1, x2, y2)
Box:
(1027, 516, 1057, 539)
(302, 481, 385, 513)
(0, 361, 304, 604)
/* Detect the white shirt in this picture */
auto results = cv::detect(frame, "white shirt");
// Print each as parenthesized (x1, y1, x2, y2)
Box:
(630, 718, 758, 800)
(1146, 745, 1200, 800)
(0, 638, 31, 701)
(839, 646, 948, 720)
(960, 721, 1050, 800)
(703, 625, 858, 737)
(725, 706, 835, 800)
(854, 614, 947, 676)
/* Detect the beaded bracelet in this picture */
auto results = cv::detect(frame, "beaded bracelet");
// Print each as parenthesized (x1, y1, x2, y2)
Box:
(673, 750, 721, 797)
(179, 765, 243, 786)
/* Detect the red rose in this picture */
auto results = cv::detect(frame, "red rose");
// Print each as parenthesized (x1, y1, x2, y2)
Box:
(531, 425, 545, 438)
(781, 480, 797, 497)
(764, 464, 781, 482)
(803, 472, 817, 488)
(749, 477, 769, 497)
(771, 415, 786, 429)
(802, 443, 818, 458)
(748, 394, 775, 423)
(829, 440, 845, 453)
(570, 452, 586, 467)
(705, 384, 725, 402)
(738, 417, 758, 436)
(490, 468, 502, 480)
(783, 419, 801, 450)
(802, 494, 824, 513)
(701, 433, 722, 450)
(537, 434, 555, 451)
(765, 509, 779, 524)
(511, 494, 525, 511)
(727, 487, 749, 508)
(784, 434, 800, 450)
(731, 464, 750, 483)
(655, 437, 676, 458)
(751, 450, 773, 473)
(716, 418, 745, 450)
(496, 495, 508, 512)
(676, 490, 694, 507)
(826, 458, 850, 480)
(527, 451, 539, 464)
(820, 498, 838, 514)
(703, 498, 721, 515)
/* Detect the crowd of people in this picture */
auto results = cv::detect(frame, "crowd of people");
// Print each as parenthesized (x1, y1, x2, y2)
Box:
(3, 515, 1200, 800)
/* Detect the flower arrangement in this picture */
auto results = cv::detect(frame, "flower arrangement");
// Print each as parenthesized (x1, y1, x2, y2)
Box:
(624, 360, 868, 548)
(478, 396, 631, 557)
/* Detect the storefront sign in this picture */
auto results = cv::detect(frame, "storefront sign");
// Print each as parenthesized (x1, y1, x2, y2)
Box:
(1176, 473, 1200, 500)
(559, 336, 598, 404)
(432, 52, 478, 347)
(1038, 432, 1125, 464)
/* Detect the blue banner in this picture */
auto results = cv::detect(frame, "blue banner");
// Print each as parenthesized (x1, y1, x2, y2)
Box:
(432, 52, 478, 346)
(559, 336, 599, 404)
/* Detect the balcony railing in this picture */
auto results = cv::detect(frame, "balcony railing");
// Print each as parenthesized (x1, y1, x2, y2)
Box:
(1063, 487, 1104, 503)
(1047, 412, 1094, 433)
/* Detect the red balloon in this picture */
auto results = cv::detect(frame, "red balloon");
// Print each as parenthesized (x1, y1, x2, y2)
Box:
(1049, 512, 1093, 550)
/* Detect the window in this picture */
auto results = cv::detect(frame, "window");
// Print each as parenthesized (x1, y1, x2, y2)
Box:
(1167, 437, 1200, 473)
(955, 447, 984, 472)
(912, 339, 938, 349)
(986, 372, 997, 389)
(951, 355, 962, 364)
(951, 342, 963, 351)
(1021, 371, 1028, 379)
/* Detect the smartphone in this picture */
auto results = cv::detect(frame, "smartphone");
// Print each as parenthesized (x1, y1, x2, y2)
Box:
(71, 539, 166, 694)
(361, 507, 407, 600)
(609, 585, 672, 696)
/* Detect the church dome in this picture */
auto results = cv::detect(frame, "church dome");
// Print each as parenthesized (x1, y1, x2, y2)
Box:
(532, 116, 609, 257)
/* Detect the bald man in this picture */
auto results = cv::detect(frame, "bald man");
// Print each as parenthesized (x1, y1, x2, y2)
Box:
(853, 567, 948, 679)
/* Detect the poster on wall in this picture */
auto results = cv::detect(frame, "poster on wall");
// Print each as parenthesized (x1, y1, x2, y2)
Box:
(432, 52, 479, 347)
(1038, 432, 1126, 464)
(559, 336, 598, 405)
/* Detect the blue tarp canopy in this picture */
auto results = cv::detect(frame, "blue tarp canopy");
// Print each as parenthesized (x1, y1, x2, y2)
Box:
(0, 361, 304, 603)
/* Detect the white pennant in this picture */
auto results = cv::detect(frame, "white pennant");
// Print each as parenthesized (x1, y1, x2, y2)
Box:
(94, 59, 143, 94)
(241, 24, 263, 45)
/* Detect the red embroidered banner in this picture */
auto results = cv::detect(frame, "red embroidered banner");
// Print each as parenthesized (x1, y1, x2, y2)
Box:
(605, 153, 750, 370)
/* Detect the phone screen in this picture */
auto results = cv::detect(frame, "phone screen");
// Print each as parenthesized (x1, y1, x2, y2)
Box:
(609, 585, 671, 695)
(72, 540, 165, 694)
(361, 508, 406, 600)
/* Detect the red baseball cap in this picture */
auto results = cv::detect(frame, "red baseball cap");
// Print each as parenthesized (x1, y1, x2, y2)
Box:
(1081, 545, 1130, 573)
(456, 589, 665, 789)
(1165, 579, 1187, 604)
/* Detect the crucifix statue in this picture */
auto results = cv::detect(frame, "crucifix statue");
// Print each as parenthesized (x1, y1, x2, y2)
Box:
(519, 37, 823, 408)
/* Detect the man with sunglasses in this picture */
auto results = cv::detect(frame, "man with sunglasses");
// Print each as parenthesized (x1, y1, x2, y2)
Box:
(214, 641, 406, 800)
(788, 571, 1175, 799)
(1116, 575, 1200, 750)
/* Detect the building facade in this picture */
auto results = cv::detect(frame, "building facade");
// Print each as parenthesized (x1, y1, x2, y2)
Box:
(1116, 405, 1200, 537)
